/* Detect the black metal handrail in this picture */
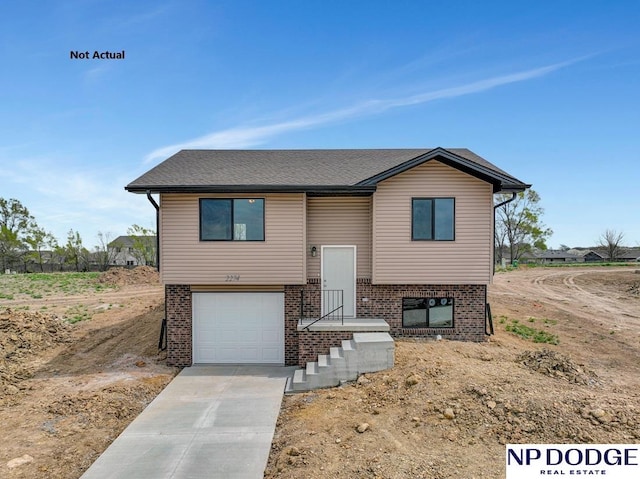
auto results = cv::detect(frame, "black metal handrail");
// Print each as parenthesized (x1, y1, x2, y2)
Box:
(300, 289, 344, 330)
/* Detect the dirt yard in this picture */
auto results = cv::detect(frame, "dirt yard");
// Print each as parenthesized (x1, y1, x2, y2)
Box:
(0, 268, 177, 478)
(264, 267, 640, 479)
(1, 266, 639, 478)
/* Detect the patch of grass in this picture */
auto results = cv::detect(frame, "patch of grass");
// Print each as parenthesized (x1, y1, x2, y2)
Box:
(65, 304, 91, 324)
(527, 317, 558, 326)
(504, 318, 560, 345)
(0, 272, 116, 301)
(519, 262, 636, 269)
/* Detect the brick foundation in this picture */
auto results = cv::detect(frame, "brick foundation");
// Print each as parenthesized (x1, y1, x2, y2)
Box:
(167, 281, 487, 368)
(298, 331, 355, 366)
(165, 284, 192, 367)
(285, 281, 487, 365)
(355, 282, 487, 342)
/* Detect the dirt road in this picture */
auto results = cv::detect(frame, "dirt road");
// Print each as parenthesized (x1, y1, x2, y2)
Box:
(490, 267, 640, 387)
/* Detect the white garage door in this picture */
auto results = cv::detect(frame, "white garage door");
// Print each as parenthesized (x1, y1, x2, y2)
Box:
(192, 292, 284, 364)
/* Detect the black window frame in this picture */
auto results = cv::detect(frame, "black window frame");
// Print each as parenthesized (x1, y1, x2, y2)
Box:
(199, 198, 265, 242)
(402, 297, 455, 328)
(411, 197, 455, 241)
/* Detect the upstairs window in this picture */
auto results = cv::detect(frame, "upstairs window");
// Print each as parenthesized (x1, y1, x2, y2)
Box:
(412, 198, 455, 241)
(200, 198, 265, 241)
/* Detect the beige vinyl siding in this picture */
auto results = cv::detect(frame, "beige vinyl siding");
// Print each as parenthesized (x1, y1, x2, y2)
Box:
(306, 197, 372, 279)
(373, 160, 493, 285)
(160, 193, 305, 285)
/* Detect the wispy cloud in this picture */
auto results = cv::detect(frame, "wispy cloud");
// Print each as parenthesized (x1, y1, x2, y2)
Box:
(144, 59, 578, 164)
(84, 63, 112, 83)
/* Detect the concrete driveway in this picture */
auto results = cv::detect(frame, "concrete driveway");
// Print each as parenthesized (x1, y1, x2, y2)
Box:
(80, 365, 296, 479)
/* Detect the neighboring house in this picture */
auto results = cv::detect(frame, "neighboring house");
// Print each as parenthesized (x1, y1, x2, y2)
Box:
(569, 248, 640, 262)
(617, 248, 640, 262)
(524, 249, 581, 264)
(107, 235, 156, 266)
(126, 148, 529, 367)
(581, 250, 606, 262)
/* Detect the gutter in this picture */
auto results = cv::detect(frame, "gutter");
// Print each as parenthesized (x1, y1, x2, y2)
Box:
(146, 190, 160, 272)
(126, 184, 377, 195)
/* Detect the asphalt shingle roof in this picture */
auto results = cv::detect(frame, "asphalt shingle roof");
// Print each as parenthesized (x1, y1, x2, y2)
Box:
(126, 148, 528, 193)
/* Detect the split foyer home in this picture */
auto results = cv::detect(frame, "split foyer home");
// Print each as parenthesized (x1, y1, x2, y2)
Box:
(126, 148, 529, 367)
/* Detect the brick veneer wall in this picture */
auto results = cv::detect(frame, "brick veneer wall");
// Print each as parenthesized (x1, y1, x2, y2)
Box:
(167, 281, 486, 368)
(284, 281, 487, 366)
(165, 284, 192, 367)
(356, 282, 487, 342)
(298, 331, 355, 365)
(284, 285, 303, 366)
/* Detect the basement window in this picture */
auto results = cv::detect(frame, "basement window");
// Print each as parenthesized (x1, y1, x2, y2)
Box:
(402, 297, 454, 328)
(200, 198, 265, 241)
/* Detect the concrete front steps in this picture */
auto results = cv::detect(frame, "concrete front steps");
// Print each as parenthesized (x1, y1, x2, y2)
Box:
(286, 332, 395, 393)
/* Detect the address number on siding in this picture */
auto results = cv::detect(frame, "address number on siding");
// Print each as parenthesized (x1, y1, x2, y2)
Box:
(225, 274, 240, 282)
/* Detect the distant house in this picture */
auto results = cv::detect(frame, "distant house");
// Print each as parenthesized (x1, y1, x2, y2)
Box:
(617, 248, 640, 262)
(583, 250, 605, 262)
(526, 250, 581, 264)
(568, 247, 640, 262)
(107, 235, 156, 267)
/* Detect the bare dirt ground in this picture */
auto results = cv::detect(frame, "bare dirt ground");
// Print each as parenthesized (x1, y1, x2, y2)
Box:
(1, 268, 177, 479)
(265, 266, 640, 479)
(1, 266, 639, 478)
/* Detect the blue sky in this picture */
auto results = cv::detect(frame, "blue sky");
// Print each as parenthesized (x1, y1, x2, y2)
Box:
(1, 0, 638, 250)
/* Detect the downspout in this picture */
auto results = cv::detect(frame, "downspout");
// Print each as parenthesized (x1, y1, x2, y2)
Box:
(493, 192, 517, 274)
(146, 191, 160, 272)
(487, 191, 517, 336)
(146, 190, 166, 352)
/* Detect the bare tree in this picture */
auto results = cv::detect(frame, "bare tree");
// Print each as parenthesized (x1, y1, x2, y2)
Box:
(93, 231, 119, 271)
(597, 229, 625, 262)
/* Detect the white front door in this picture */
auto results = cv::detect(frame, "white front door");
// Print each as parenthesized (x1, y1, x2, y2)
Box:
(321, 246, 356, 317)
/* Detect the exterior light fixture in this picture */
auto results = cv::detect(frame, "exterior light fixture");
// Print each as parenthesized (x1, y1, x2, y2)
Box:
(310, 246, 317, 257)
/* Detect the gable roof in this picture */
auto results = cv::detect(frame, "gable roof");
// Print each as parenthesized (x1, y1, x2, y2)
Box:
(107, 235, 156, 248)
(529, 250, 581, 260)
(126, 148, 529, 195)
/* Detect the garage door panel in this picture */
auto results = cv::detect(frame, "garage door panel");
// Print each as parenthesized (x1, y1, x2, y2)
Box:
(261, 348, 281, 362)
(261, 329, 279, 341)
(193, 293, 284, 364)
(217, 348, 259, 362)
